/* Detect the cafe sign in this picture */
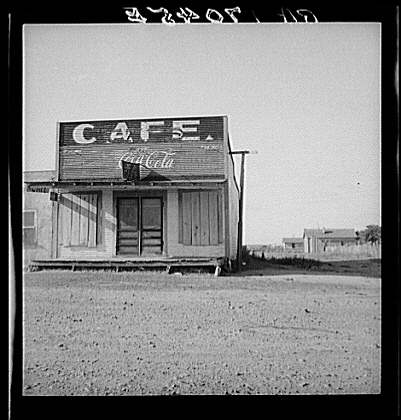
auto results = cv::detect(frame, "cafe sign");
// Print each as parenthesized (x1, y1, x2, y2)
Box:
(57, 116, 226, 181)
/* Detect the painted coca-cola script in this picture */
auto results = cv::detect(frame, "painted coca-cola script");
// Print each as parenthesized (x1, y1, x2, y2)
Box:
(119, 147, 175, 170)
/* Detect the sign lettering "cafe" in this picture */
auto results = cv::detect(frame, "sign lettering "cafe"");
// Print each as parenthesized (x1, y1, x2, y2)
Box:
(71, 119, 204, 145)
(58, 116, 226, 182)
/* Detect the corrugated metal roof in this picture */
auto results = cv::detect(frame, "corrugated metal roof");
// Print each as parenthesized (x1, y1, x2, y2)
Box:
(303, 228, 355, 239)
(303, 229, 323, 237)
(282, 237, 304, 243)
(321, 229, 355, 238)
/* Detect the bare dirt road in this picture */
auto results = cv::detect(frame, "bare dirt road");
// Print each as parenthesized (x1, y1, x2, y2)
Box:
(22, 272, 381, 395)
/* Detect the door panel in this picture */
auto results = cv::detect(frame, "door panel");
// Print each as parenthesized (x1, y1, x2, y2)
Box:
(141, 198, 162, 255)
(117, 198, 139, 255)
(117, 238, 139, 246)
(142, 231, 162, 239)
(118, 199, 138, 228)
(116, 197, 162, 256)
(142, 198, 162, 229)
(118, 230, 139, 239)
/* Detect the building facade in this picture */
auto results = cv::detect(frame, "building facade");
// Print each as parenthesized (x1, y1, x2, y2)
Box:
(303, 228, 357, 253)
(23, 172, 56, 267)
(23, 115, 239, 272)
(282, 237, 304, 251)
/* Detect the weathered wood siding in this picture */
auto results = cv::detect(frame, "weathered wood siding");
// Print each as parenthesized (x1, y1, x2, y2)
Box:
(23, 190, 53, 267)
(58, 116, 226, 181)
(25, 114, 239, 262)
(309, 237, 357, 253)
(25, 185, 230, 261)
(178, 190, 223, 247)
(166, 189, 225, 258)
(283, 242, 304, 251)
(57, 190, 115, 259)
(58, 192, 100, 247)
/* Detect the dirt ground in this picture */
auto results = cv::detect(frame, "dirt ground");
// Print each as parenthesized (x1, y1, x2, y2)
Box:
(22, 271, 381, 395)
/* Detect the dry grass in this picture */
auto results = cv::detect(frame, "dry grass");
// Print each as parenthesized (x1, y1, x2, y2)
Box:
(239, 247, 380, 278)
(248, 244, 381, 262)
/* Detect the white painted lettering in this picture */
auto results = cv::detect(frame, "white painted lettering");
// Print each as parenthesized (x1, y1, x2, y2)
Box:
(120, 148, 176, 170)
(172, 120, 200, 141)
(206, 8, 224, 23)
(278, 8, 298, 23)
(135, 155, 144, 165)
(224, 7, 241, 23)
(140, 121, 165, 142)
(110, 122, 132, 142)
(296, 9, 318, 22)
(72, 124, 96, 144)
(176, 7, 200, 23)
(161, 152, 175, 168)
(147, 7, 176, 24)
(124, 7, 147, 23)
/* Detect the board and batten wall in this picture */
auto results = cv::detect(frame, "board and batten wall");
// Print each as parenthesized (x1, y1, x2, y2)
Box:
(165, 187, 226, 258)
(23, 190, 53, 267)
(56, 190, 115, 259)
(55, 187, 229, 260)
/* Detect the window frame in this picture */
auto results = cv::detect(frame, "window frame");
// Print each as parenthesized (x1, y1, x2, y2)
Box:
(23, 209, 37, 246)
(60, 191, 102, 248)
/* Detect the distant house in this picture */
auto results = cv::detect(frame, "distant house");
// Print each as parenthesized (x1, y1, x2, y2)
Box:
(282, 237, 304, 251)
(303, 228, 357, 253)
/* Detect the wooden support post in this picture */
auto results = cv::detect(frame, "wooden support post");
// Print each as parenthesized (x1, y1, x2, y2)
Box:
(236, 152, 245, 270)
(229, 150, 256, 272)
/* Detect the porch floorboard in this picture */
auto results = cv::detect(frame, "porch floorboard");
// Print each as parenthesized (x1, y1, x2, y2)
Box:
(28, 257, 227, 274)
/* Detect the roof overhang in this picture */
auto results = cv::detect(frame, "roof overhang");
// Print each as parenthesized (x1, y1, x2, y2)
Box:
(25, 178, 227, 192)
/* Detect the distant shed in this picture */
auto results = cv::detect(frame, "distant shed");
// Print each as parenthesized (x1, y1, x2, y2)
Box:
(303, 228, 356, 253)
(282, 237, 304, 251)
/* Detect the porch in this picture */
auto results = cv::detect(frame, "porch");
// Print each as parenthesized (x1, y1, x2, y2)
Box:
(27, 256, 228, 275)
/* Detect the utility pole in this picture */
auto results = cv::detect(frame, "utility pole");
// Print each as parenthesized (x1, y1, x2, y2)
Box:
(229, 150, 257, 271)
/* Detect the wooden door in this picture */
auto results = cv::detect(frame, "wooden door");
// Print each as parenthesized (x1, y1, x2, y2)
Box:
(140, 198, 163, 255)
(117, 198, 139, 255)
(116, 197, 162, 256)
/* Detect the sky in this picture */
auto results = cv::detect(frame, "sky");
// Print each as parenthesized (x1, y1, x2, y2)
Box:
(23, 23, 381, 244)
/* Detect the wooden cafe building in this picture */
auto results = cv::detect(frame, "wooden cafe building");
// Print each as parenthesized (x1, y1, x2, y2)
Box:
(24, 115, 239, 273)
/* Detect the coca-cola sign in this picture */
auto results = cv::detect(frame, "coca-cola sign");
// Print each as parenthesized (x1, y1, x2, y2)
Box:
(119, 147, 176, 170)
(57, 115, 227, 181)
